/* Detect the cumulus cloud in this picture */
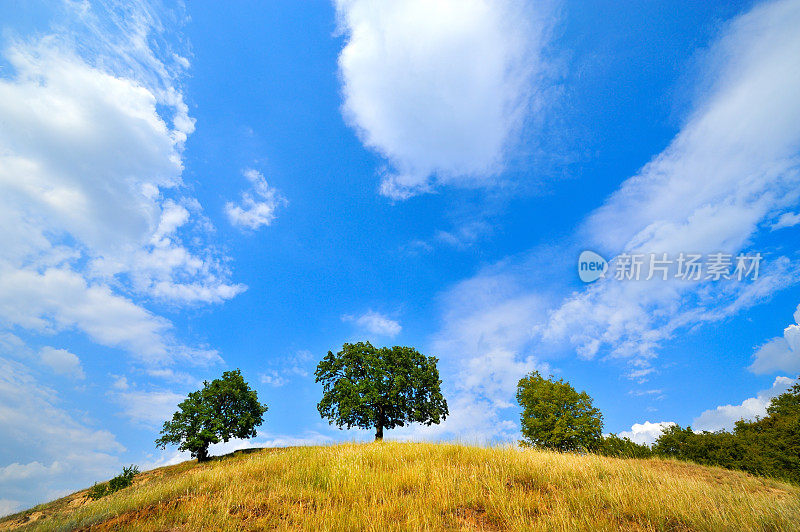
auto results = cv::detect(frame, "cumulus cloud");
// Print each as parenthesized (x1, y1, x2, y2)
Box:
(693, 376, 795, 431)
(225, 169, 285, 231)
(0, 41, 241, 304)
(0, 1, 239, 510)
(342, 310, 402, 338)
(0, 0, 242, 379)
(750, 303, 800, 374)
(335, 0, 553, 198)
(618, 421, 676, 446)
(38, 347, 85, 380)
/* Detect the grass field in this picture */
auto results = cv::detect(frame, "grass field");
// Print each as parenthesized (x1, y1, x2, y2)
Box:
(2, 442, 799, 531)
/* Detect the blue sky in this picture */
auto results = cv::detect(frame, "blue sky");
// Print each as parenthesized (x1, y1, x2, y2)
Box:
(1, 0, 800, 514)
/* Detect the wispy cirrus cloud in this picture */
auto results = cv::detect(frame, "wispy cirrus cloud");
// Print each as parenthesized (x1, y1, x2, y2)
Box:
(422, 0, 800, 440)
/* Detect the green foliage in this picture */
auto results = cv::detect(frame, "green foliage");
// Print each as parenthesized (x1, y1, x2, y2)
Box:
(596, 434, 653, 458)
(516, 371, 603, 452)
(155, 369, 267, 461)
(653, 378, 800, 484)
(87, 465, 139, 500)
(108, 465, 139, 492)
(315, 342, 448, 440)
(87, 483, 107, 500)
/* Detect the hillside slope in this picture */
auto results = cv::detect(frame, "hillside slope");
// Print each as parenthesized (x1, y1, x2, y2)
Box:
(2, 442, 798, 531)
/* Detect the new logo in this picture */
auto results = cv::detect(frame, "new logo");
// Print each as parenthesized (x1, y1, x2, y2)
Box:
(578, 251, 608, 283)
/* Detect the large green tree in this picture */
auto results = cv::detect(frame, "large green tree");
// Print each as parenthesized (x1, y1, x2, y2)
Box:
(516, 371, 603, 452)
(315, 342, 448, 440)
(155, 369, 267, 461)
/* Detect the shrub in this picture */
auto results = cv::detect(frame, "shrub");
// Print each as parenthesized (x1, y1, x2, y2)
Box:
(596, 434, 652, 458)
(87, 465, 139, 500)
(653, 378, 800, 484)
(87, 483, 107, 500)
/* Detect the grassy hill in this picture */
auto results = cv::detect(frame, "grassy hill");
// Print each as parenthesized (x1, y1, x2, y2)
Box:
(2, 442, 799, 531)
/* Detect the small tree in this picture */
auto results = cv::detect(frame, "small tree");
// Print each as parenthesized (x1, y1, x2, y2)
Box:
(315, 342, 448, 440)
(155, 369, 267, 462)
(516, 371, 603, 452)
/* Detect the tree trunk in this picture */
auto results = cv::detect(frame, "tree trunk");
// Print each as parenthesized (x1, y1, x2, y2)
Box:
(197, 446, 209, 462)
(375, 407, 384, 441)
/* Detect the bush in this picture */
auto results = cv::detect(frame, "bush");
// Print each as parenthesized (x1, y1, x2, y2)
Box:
(87, 483, 107, 500)
(87, 465, 139, 500)
(108, 465, 139, 492)
(596, 434, 653, 458)
(653, 379, 800, 484)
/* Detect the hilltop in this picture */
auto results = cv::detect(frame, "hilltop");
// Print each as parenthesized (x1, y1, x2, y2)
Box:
(2, 442, 798, 531)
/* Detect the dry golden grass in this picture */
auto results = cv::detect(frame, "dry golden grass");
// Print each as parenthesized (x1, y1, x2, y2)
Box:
(2, 442, 799, 531)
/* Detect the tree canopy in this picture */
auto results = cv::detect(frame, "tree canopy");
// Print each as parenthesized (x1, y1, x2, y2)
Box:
(315, 342, 448, 440)
(155, 369, 267, 461)
(516, 371, 603, 452)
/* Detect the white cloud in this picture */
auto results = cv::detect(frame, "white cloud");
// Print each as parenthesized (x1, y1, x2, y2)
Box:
(260, 370, 288, 387)
(0, 0, 244, 385)
(618, 421, 676, 446)
(342, 310, 402, 338)
(115, 389, 185, 428)
(335, 0, 554, 199)
(771, 211, 800, 230)
(0, 499, 20, 518)
(111, 375, 130, 390)
(0, 41, 240, 304)
(0, 461, 65, 483)
(418, 0, 800, 441)
(0, 356, 122, 511)
(435, 221, 494, 249)
(225, 169, 285, 230)
(750, 303, 800, 374)
(142, 430, 336, 470)
(692, 376, 795, 431)
(39, 347, 85, 379)
(0, 0, 245, 514)
(260, 350, 312, 387)
(540, 0, 800, 368)
(0, 267, 220, 366)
